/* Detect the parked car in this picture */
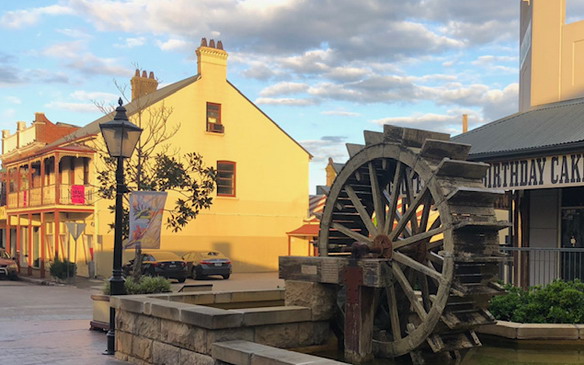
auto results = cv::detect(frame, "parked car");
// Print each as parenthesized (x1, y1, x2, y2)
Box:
(0, 248, 18, 280)
(182, 251, 232, 279)
(123, 250, 188, 283)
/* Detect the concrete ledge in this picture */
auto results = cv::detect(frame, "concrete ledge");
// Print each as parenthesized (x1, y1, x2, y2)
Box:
(212, 340, 345, 365)
(113, 290, 309, 330)
(234, 306, 311, 326)
(517, 323, 578, 340)
(478, 321, 581, 340)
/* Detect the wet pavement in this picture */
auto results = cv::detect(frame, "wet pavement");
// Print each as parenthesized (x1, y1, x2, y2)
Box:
(0, 279, 127, 365)
(0, 272, 283, 364)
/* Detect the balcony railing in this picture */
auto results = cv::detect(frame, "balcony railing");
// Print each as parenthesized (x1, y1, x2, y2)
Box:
(5, 184, 95, 208)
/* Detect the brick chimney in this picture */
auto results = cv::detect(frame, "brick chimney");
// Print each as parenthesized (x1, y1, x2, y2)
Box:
(462, 114, 468, 133)
(196, 37, 228, 80)
(130, 69, 159, 100)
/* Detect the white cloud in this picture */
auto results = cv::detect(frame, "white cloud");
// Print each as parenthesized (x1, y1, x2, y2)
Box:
(45, 101, 98, 113)
(301, 136, 348, 163)
(57, 28, 93, 39)
(156, 38, 191, 52)
(5, 96, 21, 104)
(42, 41, 128, 76)
(1, 108, 16, 119)
(115, 37, 146, 48)
(255, 97, 316, 106)
(259, 82, 309, 97)
(371, 110, 484, 136)
(70, 90, 118, 101)
(321, 110, 360, 117)
(0, 5, 75, 29)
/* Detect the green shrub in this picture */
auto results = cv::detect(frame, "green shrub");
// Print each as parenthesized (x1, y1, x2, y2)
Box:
(49, 259, 77, 280)
(489, 279, 584, 323)
(103, 275, 171, 295)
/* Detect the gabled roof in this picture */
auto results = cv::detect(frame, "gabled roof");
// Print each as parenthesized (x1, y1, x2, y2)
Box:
(227, 81, 312, 158)
(452, 97, 584, 159)
(48, 75, 199, 148)
(49, 75, 311, 159)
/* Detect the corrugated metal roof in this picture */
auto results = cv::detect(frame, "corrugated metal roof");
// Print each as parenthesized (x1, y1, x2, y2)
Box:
(452, 97, 584, 159)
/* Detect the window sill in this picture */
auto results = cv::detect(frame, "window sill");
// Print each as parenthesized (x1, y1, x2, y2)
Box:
(216, 195, 238, 200)
(205, 131, 224, 136)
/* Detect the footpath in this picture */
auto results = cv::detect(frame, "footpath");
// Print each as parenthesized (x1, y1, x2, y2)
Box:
(0, 275, 128, 365)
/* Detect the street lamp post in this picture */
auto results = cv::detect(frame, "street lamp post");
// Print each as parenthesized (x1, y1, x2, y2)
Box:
(100, 98, 143, 355)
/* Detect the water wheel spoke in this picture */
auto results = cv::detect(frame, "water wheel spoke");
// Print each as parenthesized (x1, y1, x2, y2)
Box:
(392, 263, 427, 320)
(344, 185, 377, 235)
(428, 251, 444, 264)
(386, 282, 402, 340)
(418, 195, 433, 234)
(368, 162, 385, 231)
(388, 186, 429, 241)
(418, 272, 432, 312)
(383, 161, 402, 235)
(427, 239, 444, 252)
(393, 226, 446, 250)
(393, 251, 443, 283)
(331, 222, 372, 243)
(404, 169, 419, 233)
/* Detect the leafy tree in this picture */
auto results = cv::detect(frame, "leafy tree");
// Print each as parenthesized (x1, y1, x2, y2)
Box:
(95, 82, 216, 278)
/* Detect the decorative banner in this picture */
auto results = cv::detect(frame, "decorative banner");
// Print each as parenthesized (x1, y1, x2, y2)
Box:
(71, 185, 85, 204)
(125, 191, 167, 250)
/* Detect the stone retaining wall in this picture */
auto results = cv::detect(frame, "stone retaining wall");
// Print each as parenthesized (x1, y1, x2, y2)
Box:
(111, 286, 336, 365)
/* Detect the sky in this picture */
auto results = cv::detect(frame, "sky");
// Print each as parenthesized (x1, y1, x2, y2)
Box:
(1, 0, 584, 193)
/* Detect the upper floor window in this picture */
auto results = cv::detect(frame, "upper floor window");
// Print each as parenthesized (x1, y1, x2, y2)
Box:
(217, 161, 235, 197)
(206, 102, 224, 133)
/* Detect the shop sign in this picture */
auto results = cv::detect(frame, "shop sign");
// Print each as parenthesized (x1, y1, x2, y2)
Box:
(483, 153, 584, 190)
(71, 185, 85, 204)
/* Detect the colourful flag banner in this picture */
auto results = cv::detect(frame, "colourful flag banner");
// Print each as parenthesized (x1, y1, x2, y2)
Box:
(125, 191, 168, 250)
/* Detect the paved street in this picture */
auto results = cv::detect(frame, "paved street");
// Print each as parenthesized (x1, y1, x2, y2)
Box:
(0, 272, 283, 364)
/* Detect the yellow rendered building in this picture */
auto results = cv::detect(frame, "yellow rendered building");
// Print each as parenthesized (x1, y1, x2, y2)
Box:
(0, 39, 311, 278)
(520, 0, 584, 111)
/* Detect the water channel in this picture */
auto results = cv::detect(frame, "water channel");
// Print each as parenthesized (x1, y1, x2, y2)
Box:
(316, 338, 584, 364)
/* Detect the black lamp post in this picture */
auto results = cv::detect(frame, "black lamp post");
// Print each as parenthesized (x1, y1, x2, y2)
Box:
(100, 98, 142, 355)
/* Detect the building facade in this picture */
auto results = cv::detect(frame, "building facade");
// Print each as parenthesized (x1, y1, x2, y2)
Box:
(0, 39, 311, 278)
(455, 0, 584, 287)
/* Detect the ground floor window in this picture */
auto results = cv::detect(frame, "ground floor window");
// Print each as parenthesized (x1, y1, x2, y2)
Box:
(217, 161, 236, 197)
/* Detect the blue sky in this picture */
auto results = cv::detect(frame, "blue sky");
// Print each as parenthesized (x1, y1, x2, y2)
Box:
(1, 1, 583, 192)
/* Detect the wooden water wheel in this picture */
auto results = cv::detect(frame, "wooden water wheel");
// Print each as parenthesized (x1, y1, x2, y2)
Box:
(318, 125, 508, 359)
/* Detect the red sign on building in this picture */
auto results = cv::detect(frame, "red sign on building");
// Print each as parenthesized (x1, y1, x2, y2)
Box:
(71, 185, 85, 204)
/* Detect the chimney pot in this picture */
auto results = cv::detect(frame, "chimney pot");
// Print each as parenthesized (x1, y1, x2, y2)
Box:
(131, 69, 159, 100)
(201, 37, 207, 47)
(217, 40, 223, 50)
(209, 39, 216, 48)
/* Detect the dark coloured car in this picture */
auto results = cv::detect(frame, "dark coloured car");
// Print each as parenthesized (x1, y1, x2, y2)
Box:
(0, 248, 18, 280)
(182, 251, 232, 279)
(123, 250, 188, 283)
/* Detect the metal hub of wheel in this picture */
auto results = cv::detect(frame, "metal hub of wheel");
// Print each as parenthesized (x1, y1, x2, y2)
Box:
(319, 125, 508, 359)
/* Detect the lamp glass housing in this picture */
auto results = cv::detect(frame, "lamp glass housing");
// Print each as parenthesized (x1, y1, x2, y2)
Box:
(100, 116, 142, 158)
